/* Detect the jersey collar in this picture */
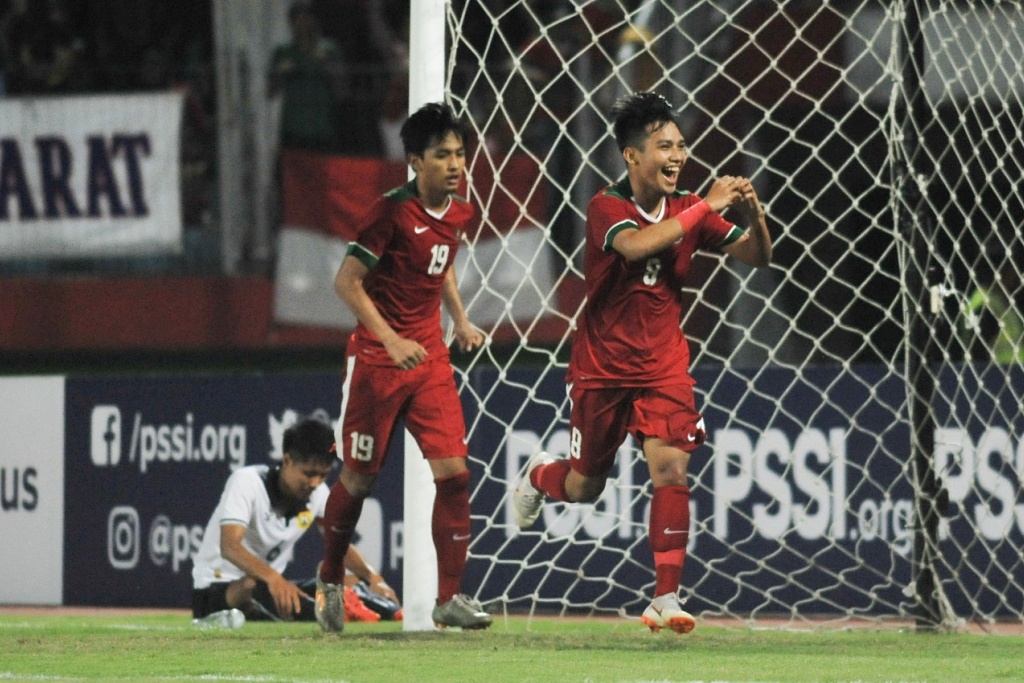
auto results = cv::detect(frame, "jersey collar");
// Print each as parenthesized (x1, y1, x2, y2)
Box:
(263, 466, 308, 520)
(634, 197, 666, 223)
(408, 177, 453, 219)
(608, 177, 677, 223)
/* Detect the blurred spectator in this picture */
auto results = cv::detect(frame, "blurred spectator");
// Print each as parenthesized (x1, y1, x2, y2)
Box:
(490, 3, 620, 270)
(313, 0, 408, 157)
(85, 0, 175, 90)
(2, 0, 89, 94)
(0, 0, 9, 95)
(267, 1, 345, 153)
(138, 45, 215, 230)
(373, 1, 408, 161)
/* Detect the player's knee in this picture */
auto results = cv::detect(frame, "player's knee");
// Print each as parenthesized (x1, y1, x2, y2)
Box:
(647, 449, 690, 487)
(225, 577, 257, 610)
(651, 463, 688, 487)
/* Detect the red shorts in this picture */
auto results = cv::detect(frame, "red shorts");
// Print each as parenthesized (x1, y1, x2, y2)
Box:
(567, 382, 706, 478)
(338, 354, 468, 474)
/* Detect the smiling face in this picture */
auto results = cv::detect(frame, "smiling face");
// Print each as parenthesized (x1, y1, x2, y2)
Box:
(623, 120, 687, 212)
(410, 131, 466, 210)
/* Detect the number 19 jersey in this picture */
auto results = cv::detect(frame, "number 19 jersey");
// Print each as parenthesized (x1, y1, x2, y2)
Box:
(345, 180, 475, 366)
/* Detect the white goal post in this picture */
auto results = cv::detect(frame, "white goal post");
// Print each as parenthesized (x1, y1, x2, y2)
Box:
(393, 0, 1024, 632)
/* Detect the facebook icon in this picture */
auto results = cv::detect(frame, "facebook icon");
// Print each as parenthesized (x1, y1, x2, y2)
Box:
(90, 405, 122, 466)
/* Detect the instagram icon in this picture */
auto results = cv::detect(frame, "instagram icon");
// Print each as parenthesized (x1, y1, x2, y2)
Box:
(107, 505, 140, 570)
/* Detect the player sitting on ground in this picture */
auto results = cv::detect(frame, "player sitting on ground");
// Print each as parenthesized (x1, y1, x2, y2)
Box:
(191, 416, 401, 627)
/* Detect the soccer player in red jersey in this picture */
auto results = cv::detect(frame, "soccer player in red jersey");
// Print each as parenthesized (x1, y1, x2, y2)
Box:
(513, 91, 771, 634)
(314, 103, 491, 631)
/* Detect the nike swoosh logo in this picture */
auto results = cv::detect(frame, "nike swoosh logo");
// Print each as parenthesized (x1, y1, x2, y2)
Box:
(663, 528, 687, 535)
(414, 226, 430, 234)
(452, 533, 471, 541)
(686, 433, 697, 442)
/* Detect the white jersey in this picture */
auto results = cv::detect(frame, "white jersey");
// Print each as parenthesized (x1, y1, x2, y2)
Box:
(191, 464, 329, 589)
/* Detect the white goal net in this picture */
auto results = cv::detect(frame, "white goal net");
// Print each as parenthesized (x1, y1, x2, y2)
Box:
(436, 0, 1024, 631)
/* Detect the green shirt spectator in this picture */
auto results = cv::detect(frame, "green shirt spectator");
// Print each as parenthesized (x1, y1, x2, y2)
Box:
(268, 2, 344, 152)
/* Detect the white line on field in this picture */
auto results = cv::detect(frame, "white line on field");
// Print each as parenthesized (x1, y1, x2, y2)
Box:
(2, 675, 349, 683)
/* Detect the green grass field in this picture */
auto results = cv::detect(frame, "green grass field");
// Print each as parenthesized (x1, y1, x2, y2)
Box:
(2, 611, 1021, 683)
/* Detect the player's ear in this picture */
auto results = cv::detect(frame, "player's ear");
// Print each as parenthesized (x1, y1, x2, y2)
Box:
(623, 147, 639, 166)
(407, 153, 423, 174)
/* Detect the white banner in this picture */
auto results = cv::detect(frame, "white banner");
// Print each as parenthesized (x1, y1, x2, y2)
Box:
(273, 227, 357, 329)
(0, 93, 183, 258)
(0, 377, 65, 605)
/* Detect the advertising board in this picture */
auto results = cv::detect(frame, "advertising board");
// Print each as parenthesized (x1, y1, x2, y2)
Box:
(0, 377, 65, 604)
(54, 364, 1023, 615)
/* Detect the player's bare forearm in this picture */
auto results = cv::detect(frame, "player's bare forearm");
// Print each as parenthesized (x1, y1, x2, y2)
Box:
(442, 268, 484, 351)
(613, 198, 718, 261)
(221, 527, 286, 588)
(440, 268, 469, 326)
(335, 256, 426, 368)
(744, 212, 772, 267)
(614, 176, 749, 262)
(342, 546, 376, 584)
(612, 217, 688, 262)
(222, 528, 304, 617)
(722, 219, 771, 268)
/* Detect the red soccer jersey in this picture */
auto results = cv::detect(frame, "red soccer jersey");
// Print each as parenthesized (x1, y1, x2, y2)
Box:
(346, 180, 475, 365)
(569, 179, 745, 387)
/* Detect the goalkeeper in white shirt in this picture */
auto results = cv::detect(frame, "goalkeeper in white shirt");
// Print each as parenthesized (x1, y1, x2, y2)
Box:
(191, 416, 401, 627)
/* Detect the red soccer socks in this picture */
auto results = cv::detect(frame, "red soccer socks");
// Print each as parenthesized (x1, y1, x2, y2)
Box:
(433, 470, 471, 604)
(649, 484, 690, 596)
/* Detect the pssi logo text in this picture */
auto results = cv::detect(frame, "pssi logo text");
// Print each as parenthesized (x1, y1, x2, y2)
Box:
(107, 506, 202, 573)
(90, 405, 246, 473)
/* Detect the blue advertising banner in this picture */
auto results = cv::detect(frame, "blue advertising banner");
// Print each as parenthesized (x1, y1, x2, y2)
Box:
(462, 363, 1024, 617)
(462, 364, 907, 613)
(62, 373, 366, 607)
(61, 363, 1023, 616)
(931, 363, 1024, 614)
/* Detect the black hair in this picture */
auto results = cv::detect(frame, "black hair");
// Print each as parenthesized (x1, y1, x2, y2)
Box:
(610, 91, 679, 152)
(282, 416, 336, 467)
(400, 102, 468, 157)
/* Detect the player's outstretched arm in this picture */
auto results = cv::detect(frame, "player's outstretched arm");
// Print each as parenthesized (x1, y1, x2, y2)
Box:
(335, 255, 428, 369)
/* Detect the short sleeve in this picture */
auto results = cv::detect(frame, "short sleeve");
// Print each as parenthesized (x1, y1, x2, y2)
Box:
(588, 195, 638, 253)
(698, 210, 745, 251)
(349, 198, 397, 268)
(217, 469, 258, 528)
